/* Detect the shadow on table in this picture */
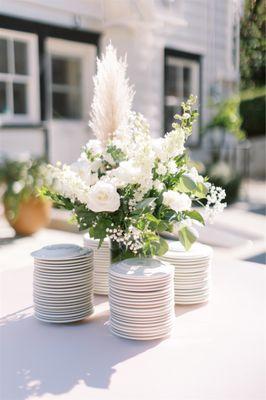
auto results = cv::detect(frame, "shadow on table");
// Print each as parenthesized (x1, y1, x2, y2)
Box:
(0, 296, 161, 400)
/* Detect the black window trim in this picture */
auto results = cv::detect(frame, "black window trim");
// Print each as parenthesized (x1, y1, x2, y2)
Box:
(164, 47, 203, 147)
(0, 14, 100, 123)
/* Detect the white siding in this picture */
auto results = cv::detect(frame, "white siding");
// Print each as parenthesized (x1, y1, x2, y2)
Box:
(0, 0, 239, 159)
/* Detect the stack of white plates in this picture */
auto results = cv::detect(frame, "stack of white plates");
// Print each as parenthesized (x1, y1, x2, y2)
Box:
(109, 258, 175, 340)
(159, 241, 213, 305)
(84, 234, 110, 295)
(31, 244, 94, 323)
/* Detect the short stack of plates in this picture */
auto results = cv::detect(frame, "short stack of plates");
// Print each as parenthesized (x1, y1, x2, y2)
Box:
(109, 258, 175, 340)
(159, 241, 213, 305)
(31, 244, 94, 323)
(84, 234, 111, 295)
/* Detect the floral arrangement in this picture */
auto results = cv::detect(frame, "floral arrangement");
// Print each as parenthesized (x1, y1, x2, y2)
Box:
(43, 45, 226, 260)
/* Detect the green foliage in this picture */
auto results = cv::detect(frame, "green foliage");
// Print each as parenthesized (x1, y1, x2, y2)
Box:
(178, 226, 198, 251)
(240, 87, 266, 137)
(240, 0, 266, 89)
(206, 96, 245, 140)
(106, 144, 126, 163)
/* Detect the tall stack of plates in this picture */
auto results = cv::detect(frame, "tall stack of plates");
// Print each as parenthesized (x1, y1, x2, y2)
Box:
(31, 244, 94, 323)
(159, 241, 213, 305)
(84, 234, 110, 295)
(109, 258, 174, 340)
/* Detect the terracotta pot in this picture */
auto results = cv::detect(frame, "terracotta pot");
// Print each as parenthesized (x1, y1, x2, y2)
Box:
(5, 196, 52, 236)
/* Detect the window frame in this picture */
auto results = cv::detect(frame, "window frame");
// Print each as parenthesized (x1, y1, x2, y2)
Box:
(0, 28, 40, 124)
(164, 48, 202, 147)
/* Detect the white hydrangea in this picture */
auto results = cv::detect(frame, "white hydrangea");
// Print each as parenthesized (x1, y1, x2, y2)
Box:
(157, 163, 167, 176)
(167, 160, 178, 174)
(153, 179, 164, 192)
(163, 191, 192, 213)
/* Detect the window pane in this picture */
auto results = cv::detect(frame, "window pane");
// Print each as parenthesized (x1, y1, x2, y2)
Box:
(52, 57, 81, 86)
(0, 39, 8, 73)
(165, 105, 181, 132)
(183, 67, 191, 99)
(14, 41, 28, 75)
(165, 65, 177, 96)
(13, 83, 27, 114)
(0, 81, 7, 113)
(52, 91, 81, 119)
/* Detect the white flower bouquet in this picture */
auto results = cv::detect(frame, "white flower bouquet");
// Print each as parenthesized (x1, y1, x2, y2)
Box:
(43, 45, 226, 261)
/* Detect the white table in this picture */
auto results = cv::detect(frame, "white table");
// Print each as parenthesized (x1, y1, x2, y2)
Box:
(0, 251, 265, 400)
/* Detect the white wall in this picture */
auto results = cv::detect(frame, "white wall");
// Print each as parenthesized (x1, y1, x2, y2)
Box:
(0, 0, 239, 159)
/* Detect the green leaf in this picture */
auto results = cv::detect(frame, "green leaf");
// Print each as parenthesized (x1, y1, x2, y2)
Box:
(185, 210, 205, 225)
(178, 226, 198, 251)
(135, 197, 156, 213)
(175, 174, 197, 193)
(194, 182, 209, 199)
(89, 220, 110, 240)
(156, 237, 169, 256)
(107, 145, 126, 163)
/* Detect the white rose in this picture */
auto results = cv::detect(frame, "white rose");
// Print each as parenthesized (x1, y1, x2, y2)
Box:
(163, 191, 191, 213)
(87, 181, 120, 212)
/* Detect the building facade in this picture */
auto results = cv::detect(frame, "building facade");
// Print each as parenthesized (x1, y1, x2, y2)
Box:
(0, 0, 240, 164)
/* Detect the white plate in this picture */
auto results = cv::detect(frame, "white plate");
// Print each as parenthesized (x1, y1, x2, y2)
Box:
(32, 243, 92, 260)
(109, 326, 172, 341)
(110, 258, 173, 279)
(33, 280, 93, 289)
(34, 266, 93, 274)
(33, 293, 92, 305)
(35, 303, 93, 314)
(175, 298, 209, 305)
(108, 283, 172, 293)
(110, 322, 173, 336)
(34, 256, 93, 265)
(164, 241, 213, 257)
(109, 294, 173, 307)
(33, 285, 93, 295)
(34, 296, 92, 306)
(109, 302, 174, 316)
(110, 311, 174, 325)
(34, 274, 93, 283)
(174, 294, 209, 301)
(109, 274, 172, 284)
(109, 285, 173, 297)
(110, 319, 174, 334)
(35, 309, 94, 323)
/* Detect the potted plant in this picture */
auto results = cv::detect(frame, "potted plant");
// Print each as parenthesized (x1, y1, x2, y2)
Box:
(0, 157, 51, 235)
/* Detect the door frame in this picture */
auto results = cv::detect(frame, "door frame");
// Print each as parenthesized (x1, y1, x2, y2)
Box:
(164, 48, 203, 147)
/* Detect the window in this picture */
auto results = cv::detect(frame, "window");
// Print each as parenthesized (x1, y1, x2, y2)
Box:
(0, 29, 39, 124)
(164, 51, 200, 144)
(50, 56, 82, 119)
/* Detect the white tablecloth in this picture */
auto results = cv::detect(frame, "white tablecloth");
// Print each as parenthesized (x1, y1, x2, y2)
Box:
(0, 254, 265, 400)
